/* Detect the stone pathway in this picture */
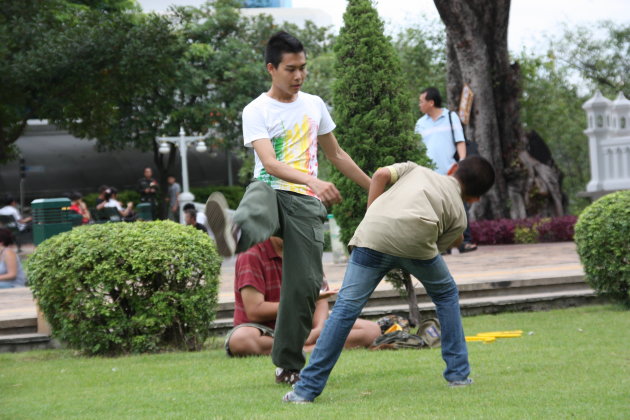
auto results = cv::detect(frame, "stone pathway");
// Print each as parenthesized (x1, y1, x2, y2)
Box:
(0, 241, 586, 336)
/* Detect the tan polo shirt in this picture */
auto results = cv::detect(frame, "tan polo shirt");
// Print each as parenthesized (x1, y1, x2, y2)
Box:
(348, 162, 467, 260)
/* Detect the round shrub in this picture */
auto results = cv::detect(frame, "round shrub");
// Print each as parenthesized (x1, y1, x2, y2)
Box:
(27, 221, 222, 355)
(574, 190, 630, 307)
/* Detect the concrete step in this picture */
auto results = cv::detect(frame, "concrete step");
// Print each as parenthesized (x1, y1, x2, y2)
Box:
(361, 288, 601, 318)
(0, 333, 59, 353)
(211, 275, 592, 322)
(0, 317, 38, 336)
(0, 276, 599, 352)
(208, 280, 600, 336)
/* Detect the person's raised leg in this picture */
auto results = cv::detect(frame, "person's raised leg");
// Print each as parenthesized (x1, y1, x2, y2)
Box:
(401, 255, 470, 383)
(290, 247, 393, 402)
(205, 181, 279, 256)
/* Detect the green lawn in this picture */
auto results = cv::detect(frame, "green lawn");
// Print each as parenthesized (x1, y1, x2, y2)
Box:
(2, 305, 629, 419)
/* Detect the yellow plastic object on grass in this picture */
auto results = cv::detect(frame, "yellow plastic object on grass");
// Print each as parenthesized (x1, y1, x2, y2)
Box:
(384, 323, 403, 334)
(465, 336, 496, 343)
(476, 330, 523, 338)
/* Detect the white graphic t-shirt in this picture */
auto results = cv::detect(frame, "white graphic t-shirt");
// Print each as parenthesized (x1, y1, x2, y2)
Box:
(242, 91, 335, 197)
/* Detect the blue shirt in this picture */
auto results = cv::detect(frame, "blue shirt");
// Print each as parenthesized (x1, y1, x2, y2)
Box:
(414, 108, 464, 175)
(0, 251, 26, 288)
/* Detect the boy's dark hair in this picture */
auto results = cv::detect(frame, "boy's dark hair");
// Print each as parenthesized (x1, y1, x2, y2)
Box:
(182, 203, 195, 211)
(265, 31, 305, 68)
(454, 156, 495, 198)
(420, 87, 442, 108)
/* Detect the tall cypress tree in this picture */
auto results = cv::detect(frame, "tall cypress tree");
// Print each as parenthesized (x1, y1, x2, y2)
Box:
(330, 0, 430, 244)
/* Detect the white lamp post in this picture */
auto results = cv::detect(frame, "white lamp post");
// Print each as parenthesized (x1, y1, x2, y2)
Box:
(156, 127, 208, 223)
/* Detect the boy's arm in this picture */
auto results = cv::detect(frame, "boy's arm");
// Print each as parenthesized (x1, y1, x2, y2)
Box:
(367, 167, 392, 208)
(252, 138, 342, 205)
(318, 132, 371, 191)
(241, 286, 279, 323)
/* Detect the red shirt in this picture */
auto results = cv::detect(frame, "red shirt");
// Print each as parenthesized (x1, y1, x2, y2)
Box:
(69, 203, 88, 224)
(233, 239, 282, 329)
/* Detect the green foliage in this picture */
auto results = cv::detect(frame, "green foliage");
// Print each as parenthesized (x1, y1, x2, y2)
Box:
(0, 0, 182, 162)
(323, 229, 332, 252)
(574, 191, 630, 307)
(189, 185, 245, 209)
(393, 20, 447, 115)
(82, 190, 141, 208)
(302, 51, 336, 105)
(331, 0, 429, 245)
(27, 221, 222, 355)
(513, 226, 538, 244)
(551, 21, 629, 97)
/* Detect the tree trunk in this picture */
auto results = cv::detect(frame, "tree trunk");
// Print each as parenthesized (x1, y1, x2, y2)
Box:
(434, 0, 565, 220)
(402, 272, 420, 327)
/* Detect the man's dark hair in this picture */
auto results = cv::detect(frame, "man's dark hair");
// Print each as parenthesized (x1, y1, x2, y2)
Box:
(421, 87, 442, 108)
(182, 203, 195, 211)
(184, 208, 197, 221)
(1, 195, 15, 207)
(454, 156, 495, 198)
(98, 185, 109, 194)
(265, 31, 305, 68)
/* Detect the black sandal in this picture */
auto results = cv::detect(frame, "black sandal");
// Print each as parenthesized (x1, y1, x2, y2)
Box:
(459, 243, 478, 253)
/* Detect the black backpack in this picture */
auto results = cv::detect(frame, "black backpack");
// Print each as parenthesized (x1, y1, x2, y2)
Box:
(448, 111, 478, 161)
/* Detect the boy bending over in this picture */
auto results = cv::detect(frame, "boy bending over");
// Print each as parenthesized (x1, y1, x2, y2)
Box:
(284, 156, 495, 403)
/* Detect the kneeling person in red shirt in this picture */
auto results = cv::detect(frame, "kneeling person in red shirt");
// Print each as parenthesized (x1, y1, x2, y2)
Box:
(225, 237, 381, 361)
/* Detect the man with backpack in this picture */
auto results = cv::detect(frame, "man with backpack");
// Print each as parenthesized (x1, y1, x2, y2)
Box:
(415, 87, 477, 253)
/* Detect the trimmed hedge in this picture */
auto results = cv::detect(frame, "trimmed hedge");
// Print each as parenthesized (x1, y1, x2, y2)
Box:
(470, 216, 577, 245)
(27, 221, 222, 355)
(574, 190, 630, 307)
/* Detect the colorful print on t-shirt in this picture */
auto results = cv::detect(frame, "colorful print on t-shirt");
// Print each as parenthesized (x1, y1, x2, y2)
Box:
(256, 114, 319, 196)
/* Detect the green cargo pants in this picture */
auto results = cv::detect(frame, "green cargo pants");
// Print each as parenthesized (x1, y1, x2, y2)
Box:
(233, 181, 328, 370)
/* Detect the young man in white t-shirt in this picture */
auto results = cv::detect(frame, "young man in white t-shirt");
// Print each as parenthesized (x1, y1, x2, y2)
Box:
(205, 31, 370, 385)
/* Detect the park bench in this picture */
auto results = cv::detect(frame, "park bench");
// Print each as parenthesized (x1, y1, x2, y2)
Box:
(92, 207, 122, 223)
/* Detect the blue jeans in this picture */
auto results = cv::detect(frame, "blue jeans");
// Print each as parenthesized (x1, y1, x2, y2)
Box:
(293, 247, 470, 401)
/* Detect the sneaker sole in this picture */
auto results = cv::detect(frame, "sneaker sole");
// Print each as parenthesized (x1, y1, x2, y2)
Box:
(283, 392, 312, 404)
(205, 193, 235, 257)
(449, 378, 473, 387)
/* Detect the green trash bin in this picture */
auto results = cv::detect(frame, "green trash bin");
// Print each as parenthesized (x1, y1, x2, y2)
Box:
(32, 198, 73, 245)
(136, 202, 153, 221)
